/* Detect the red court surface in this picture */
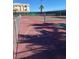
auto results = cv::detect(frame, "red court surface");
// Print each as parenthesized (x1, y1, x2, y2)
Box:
(14, 16, 66, 59)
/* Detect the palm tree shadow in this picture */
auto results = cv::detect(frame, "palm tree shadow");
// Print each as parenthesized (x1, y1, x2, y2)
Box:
(20, 48, 66, 59)
(18, 23, 66, 59)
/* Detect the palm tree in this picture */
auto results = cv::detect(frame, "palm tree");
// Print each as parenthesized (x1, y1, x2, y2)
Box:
(39, 4, 46, 23)
(39, 4, 44, 12)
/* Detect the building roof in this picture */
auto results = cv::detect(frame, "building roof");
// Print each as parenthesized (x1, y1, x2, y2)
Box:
(13, 3, 30, 6)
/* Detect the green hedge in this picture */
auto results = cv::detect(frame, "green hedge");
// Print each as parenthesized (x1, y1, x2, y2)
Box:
(13, 10, 66, 16)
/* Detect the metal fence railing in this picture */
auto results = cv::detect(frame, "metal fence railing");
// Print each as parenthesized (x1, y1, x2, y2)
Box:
(13, 15, 21, 59)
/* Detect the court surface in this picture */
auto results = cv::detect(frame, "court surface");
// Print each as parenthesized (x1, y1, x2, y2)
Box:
(14, 16, 66, 59)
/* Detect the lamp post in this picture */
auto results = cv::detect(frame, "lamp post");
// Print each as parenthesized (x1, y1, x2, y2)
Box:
(60, 10, 61, 16)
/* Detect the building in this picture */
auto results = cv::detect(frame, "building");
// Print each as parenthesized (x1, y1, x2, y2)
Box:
(13, 3, 30, 12)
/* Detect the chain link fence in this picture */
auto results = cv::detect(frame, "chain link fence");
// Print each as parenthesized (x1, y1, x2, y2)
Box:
(13, 15, 21, 59)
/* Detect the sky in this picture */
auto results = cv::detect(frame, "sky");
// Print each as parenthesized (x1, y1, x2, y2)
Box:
(13, 0, 66, 12)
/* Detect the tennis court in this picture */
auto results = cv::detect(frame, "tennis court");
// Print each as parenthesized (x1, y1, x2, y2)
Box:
(13, 16, 66, 59)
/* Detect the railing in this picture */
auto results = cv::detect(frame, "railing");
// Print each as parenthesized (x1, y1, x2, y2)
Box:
(13, 15, 21, 59)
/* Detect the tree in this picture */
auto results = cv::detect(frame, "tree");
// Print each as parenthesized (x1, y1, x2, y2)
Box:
(39, 4, 46, 23)
(39, 4, 44, 12)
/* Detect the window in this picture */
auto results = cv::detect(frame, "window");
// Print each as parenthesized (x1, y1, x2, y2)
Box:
(25, 5, 27, 7)
(25, 9, 27, 11)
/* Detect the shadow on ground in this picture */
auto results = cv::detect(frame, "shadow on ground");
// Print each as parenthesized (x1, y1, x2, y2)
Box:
(18, 23, 66, 59)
